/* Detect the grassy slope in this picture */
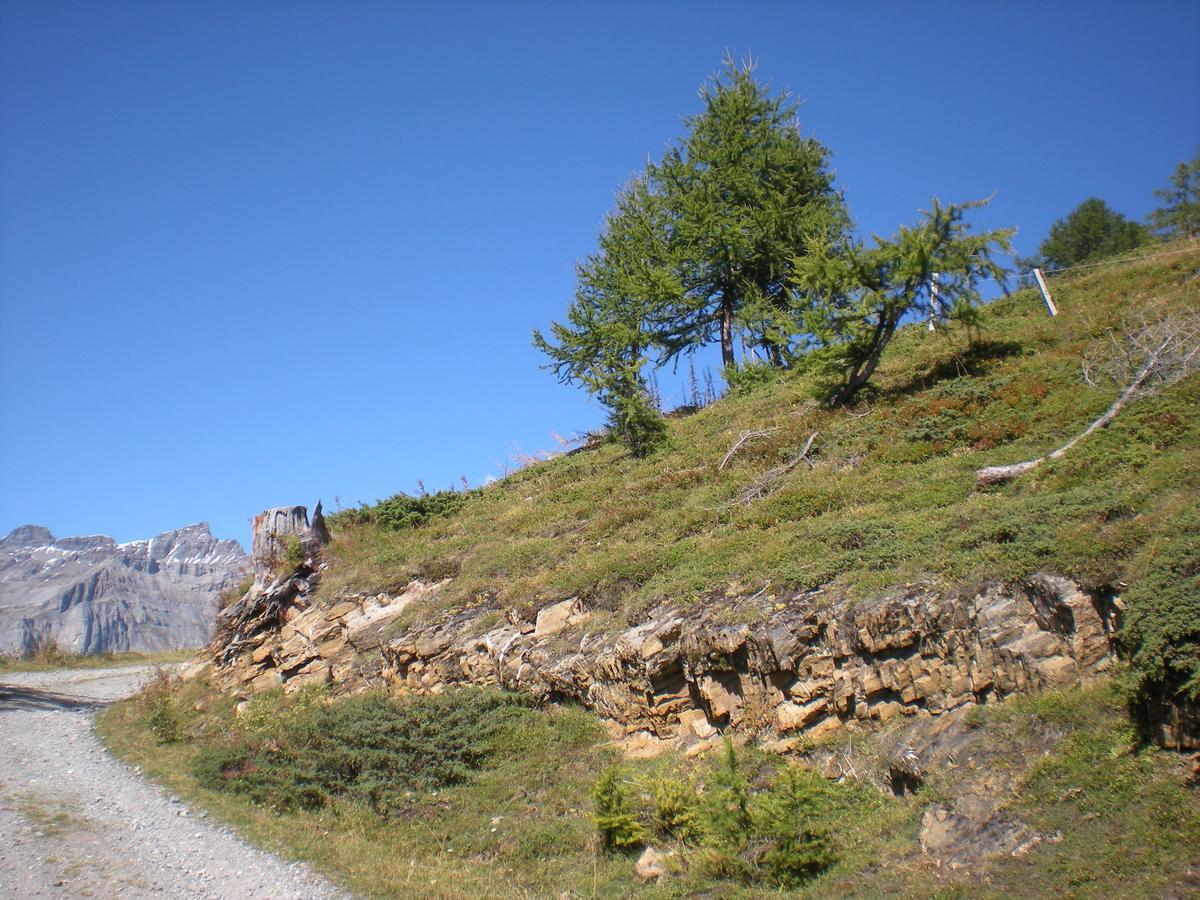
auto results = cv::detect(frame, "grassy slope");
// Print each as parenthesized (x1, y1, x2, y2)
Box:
(97, 678, 1200, 898)
(325, 246, 1199, 643)
(94, 247, 1200, 897)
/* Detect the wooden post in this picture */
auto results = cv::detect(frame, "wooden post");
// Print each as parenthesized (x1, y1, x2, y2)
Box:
(1033, 268, 1058, 316)
(928, 271, 941, 331)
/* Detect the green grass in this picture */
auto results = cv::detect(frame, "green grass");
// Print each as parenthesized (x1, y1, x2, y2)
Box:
(324, 243, 1200, 708)
(0, 647, 194, 674)
(97, 675, 1199, 897)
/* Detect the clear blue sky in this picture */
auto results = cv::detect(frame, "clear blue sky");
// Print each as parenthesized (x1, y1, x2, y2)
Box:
(2, 1, 1197, 549)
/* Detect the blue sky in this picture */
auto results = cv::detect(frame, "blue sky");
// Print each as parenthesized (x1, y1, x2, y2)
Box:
(2, 1, 1197, 549)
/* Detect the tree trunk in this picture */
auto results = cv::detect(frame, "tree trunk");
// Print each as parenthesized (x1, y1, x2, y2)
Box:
(720, 300, 735, 369)
(833, 313, 896, 406)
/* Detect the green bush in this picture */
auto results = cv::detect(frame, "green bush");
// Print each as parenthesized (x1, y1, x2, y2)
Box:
(723, 360, 780, 395)
(146, 693, 180, 743)
(650, 774, 701, 841)
(282, 534, 305, 569)
(750, 766, 836, 886)
(193, 688, 536, 817)
(597, 742, 836, 886)
(143, 669, 181, 743)
(1120, 503, 1200, 723)
(701, 738, 753, 847)
(329, 489, 472, 532)
(592, 765, 646, 851)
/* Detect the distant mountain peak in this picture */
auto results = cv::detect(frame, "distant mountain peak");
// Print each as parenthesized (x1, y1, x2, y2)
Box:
(0, 521, 250, 655)
(2, 524, 56, 547)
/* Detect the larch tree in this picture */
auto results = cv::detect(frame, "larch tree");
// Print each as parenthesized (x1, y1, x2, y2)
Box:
(790, 197, 1014, 406)
(1150, 149, 1200, 239)
(650, 55, 849, 370)
(535, 56, 848, 455)
(1024, 197, 1150, 271)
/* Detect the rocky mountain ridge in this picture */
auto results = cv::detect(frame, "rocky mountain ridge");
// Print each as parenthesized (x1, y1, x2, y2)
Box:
(0, 522, 249, 655)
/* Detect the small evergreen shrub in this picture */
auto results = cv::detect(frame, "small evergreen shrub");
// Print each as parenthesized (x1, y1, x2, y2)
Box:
(701, 738, 753, 846)
(723, 360, 780, 395)
(650, 774, 701, 841)
(193, 688, 535, 817)
(143, 669, 181, 743)
(750, 766, 836, 886)
(592, 765, 646, 851)
(328, 489, 472, 532)
(282, 534, 305, 569)
(595, 741, 837, 887)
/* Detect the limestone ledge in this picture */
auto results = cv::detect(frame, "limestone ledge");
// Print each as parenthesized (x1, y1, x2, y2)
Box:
(195, 573, 1120, 755)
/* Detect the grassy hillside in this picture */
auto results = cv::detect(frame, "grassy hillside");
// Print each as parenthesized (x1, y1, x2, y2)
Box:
(98, 672, 1200, 897)
(326, 243, 1200, 710)
(95, 245, 1200, 898)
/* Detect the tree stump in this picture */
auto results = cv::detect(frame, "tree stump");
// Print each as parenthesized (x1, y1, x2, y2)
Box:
(251, 506, 309, 573)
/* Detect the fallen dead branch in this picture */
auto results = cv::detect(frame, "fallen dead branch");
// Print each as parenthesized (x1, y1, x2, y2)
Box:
(977, 306, 1199, 488)
(735, 431, 820, 504)
(718, 428, 778, 471)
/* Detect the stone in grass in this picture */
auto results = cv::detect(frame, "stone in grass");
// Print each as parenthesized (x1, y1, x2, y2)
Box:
(635, 846, 669, 883)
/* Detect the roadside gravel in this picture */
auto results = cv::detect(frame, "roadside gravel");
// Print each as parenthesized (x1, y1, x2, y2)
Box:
(0, 665, 350, 899)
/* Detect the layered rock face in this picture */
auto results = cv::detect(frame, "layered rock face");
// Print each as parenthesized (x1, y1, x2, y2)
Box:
(0, 523, 248, 655)
(207, 558, 1118, 753)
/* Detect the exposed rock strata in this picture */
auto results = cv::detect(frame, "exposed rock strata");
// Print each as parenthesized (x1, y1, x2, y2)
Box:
(0, 523, 248, 655)
(204, 564, 1118, 756)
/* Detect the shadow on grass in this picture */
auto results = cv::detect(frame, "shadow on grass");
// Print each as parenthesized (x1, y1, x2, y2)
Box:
(885, 338, 1026, 398)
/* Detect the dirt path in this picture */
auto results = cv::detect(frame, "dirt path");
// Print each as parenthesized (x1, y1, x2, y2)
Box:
(0, 665, 349, 899)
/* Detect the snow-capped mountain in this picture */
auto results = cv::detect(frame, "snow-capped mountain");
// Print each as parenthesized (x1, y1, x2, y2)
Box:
(0, 522, 249, 655)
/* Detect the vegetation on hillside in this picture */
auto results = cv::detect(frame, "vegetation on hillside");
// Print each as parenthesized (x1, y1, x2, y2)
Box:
(534, 59, 1019, 453)
(1150, 147, 1200, 239)
(331, 244, 1200, 718)
(98, 673, 1200, 896)
(1020, 197, 1152, 272)
(534, 56, 850, 454)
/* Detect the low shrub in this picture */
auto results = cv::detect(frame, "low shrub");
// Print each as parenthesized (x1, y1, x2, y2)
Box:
(595, 740, 837, 887)
(750, 766, 836, 886)
(592, 765, 646, 851)
(143, 669, 182, 743)
(328, 489, 472, 532)
(194, 688, 536, 817)
(650, 774, 701, 841)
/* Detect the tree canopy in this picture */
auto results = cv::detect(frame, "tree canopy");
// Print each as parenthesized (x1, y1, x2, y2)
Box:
(534, 57, 847, 454)
(791, 197, 1014, 406)
(1026, 197, 1150, 271)
(535, 58, 1012, 453)
(1149, 149, 1200, 239)
(647, 58, 848, 369)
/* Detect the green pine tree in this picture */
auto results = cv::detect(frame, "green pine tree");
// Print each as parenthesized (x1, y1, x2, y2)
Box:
(1027, 197, 1151, 271)
(650, 54, 849, 371)
(1150, 149, 1200, 239)
(791, 197, 1014, 406)
(535, 56, 850, 454)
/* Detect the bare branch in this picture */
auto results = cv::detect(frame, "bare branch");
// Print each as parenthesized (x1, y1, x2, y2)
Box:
(979, 305, 1199, 488)
(735, 431, 820, 504)
(718, 428, 778, 471)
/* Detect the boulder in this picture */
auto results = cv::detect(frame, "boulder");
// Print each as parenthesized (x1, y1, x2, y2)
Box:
(635, 847, 668, 883)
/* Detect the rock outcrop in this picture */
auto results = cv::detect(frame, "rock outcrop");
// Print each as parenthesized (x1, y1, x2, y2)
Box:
(0, 523, 248, 655)
(205, 536, 1118, 755)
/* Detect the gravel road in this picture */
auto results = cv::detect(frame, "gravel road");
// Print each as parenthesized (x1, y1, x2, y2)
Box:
(0, 665, 350, 899)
